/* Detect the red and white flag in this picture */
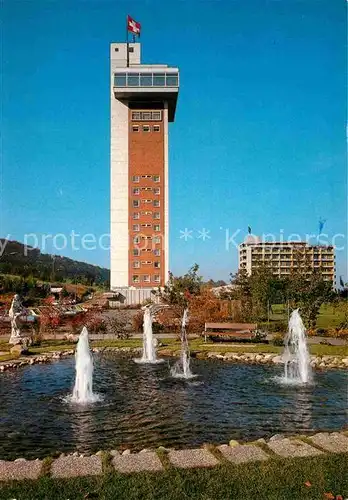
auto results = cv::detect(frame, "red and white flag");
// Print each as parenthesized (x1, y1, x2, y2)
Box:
(127, 15, 141, 36)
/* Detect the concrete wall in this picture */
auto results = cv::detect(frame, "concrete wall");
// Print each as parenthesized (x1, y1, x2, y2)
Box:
(110, 92, 129, 288)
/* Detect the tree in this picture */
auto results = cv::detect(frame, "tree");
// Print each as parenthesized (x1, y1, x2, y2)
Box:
(288, 270, 335, 328)
(159, 263, 202, 310)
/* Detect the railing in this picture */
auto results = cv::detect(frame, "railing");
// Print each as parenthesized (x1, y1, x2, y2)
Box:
(114, 72, 179, 88)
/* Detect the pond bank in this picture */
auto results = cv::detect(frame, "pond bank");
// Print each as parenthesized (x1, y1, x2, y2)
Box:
(0, 345, 347, 372)
(0, 430, 347, 482)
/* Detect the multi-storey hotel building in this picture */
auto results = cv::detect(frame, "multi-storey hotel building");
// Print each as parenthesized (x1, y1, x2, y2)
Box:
(110, 42, 179, 302)
(239, 236, 335, 283)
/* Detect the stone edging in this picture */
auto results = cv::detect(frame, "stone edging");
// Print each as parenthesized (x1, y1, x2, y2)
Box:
(1, 346, 347, 372)
(0, 431, 347, 481)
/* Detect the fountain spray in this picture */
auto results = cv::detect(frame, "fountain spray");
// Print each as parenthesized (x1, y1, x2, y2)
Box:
(282, 309, 312, 384)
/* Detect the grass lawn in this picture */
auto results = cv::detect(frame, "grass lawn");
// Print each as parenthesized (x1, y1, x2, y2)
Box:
(317, 302, 348, 329)
(1, 453, 347, 500)
(270, 301, 348, 328)
(1, 337, 347, 363)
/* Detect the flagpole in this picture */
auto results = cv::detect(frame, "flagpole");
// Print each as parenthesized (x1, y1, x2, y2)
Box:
(126, 16, 129, 68)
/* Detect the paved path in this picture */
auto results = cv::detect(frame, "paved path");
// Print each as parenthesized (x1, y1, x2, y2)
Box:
(0, 431, 347, 482)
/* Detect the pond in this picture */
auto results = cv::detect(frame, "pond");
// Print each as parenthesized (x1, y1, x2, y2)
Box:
(0, 355, 346, 459)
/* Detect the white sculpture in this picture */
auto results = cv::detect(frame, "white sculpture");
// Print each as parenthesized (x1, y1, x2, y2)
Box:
(9, 294, 25, 345)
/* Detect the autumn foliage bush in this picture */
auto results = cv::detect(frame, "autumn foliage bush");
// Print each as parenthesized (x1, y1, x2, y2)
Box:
(155, 291, 243, 333)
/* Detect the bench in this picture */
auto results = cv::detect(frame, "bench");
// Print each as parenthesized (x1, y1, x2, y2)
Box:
(203, 322, 258, 342)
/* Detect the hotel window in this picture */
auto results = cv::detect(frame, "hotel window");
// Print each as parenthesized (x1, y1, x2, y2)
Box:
(132, 275, 139, 283)
(143, 248, 152, 252)
(153, 236, 161, 244)
(133, 188, 140, 195)
(154, 261, 160, 268)
(132, 200, 140, 207)
(152, 111, 161, 120)
(154, 249, 160, 256)
(153, 125, 160, 132)
(133, 236, 140, 244)
(154, 212, 160, 219)
(132, 125, 139, 132)
(154, 224, 160, 232)
(143, 199, 152, 204)
(114, 73, 126, 86)
(143, 125, 150, 132)
(154, 275, 160, 283)
(133, 212, 140, 219)
(131, 111, 141, 120)
(153, 73, 165, 87)
(142, 174, 152, 179)
(142, 112, 152, 120)
(142, 187, 152, 191)
(142, 211, 152, 215)
(128, 73, 139, 86)
(154, 187, 160, 195)
(132, 175, 140, 182)
(133, 248, 140, 256)
(142, 261, 152, 265)
(153, 175, 160, 182)
(143, 275, 151, 283)
(141, 223, 152, 228)
(153, 200, 160, 207)
(133, 224, 140, 232)
(133, 261, 140, 269)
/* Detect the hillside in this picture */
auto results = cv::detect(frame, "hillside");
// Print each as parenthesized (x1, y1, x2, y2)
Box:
(0, 239, 110, 286)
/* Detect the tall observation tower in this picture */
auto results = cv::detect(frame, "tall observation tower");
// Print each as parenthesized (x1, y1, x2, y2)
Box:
(110, 42, 179, 303)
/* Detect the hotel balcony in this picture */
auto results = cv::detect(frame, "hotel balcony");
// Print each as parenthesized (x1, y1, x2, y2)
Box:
(113, 69, 179, 121)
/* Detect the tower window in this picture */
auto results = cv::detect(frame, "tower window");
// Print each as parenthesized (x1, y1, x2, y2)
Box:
(143, 275, 150, 283)
(153, 175, 160, 182)
(153, 200, 160, 207)
(143, 125, 150, 132)
(133, 212, 140, 219)
(153, 125, 160, 132)
(153, 236, 161, 244)
(132, 175, 140, 182)
(154, 224, 160, 232)
(154, 187, 160, 195)
(133, 261, 140, 268)
(153, 275, 160, 283)
(154, 249, 160, 256)
(132, 188, 140, 195)
(133, 224, 140, 231)
(129, 47, 134, 53)
(154, 212, 160, 219)
(132, 275, 139, 283)
(133, 248, 140, 256)
(133, 236, 140, 244)
(154, 262, 161, 268)
(114, 47, 119, 52)
(132, 200, 140, 207)
(132, 125, 139, 132)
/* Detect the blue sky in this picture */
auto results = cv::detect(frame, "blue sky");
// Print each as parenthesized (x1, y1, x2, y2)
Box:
(1, 0, 346, 282)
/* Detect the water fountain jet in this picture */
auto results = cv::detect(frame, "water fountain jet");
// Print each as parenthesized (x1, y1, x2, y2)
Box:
(281, 309, 312, 385)
(71, 327, 99, 403)
(171, 308, 195, 379)
(134, 305, 165, 364)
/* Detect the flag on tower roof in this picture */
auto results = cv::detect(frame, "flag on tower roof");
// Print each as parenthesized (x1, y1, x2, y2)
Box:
(127, 15, 141, 36)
